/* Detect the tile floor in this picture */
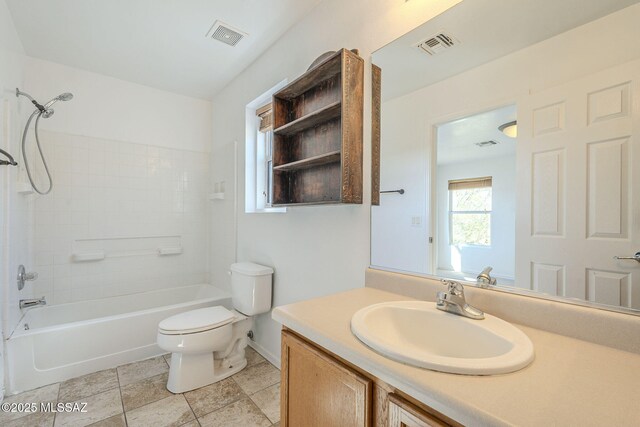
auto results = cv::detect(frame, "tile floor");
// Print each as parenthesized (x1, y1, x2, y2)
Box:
(0, 347, 280, 427)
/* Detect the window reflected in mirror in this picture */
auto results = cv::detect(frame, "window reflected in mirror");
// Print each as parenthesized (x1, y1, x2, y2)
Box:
(436, 106, 515, 286)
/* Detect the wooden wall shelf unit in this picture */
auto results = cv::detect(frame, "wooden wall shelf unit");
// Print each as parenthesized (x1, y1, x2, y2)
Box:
(272, 48, 364, 206)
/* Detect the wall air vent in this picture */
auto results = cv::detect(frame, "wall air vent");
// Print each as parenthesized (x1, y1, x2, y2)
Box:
(206, 20, 247, 47)
(416, 32, 458, 55)
(475, 140, 499, 148)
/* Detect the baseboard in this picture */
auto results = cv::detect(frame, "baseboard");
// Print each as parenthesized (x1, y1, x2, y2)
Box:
(248, 340, 280, 369)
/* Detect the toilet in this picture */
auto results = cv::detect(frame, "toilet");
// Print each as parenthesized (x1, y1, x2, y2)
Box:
(157, 262, 273, 393)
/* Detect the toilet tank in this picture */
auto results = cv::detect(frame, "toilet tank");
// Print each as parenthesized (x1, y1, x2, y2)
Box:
(230, 262, 273, 316)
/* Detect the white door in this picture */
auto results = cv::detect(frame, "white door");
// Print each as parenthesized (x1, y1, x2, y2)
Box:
(516, 59, 640, 309)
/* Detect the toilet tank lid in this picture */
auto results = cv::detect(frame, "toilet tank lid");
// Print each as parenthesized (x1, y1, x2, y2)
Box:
(231, 262, 274, 276)
(158, 306, 234, 333)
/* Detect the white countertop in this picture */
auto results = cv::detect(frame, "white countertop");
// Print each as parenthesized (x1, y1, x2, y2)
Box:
(272, 287, 640, 427)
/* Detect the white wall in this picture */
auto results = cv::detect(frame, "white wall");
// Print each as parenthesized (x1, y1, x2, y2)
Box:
(18, 58, 214, 305)
(436, 155, 516, 279)
(371, 99, 429, 273)
(24, 58, 212, 152)
(0, 0, 28, 398)
(210, 0, 464, 363)
(372, 4, 640, 276)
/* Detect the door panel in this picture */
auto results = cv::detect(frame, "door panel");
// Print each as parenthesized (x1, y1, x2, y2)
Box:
(281, 330, 372, 427)
(516, 59, 640, 309)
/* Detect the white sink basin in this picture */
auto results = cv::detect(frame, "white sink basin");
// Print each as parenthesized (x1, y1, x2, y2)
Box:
(351, 301, 534, 375)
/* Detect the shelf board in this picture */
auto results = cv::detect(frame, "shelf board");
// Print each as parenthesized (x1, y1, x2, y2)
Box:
(274, 150, 341, 172)
(274, 50, 344, 99)
(272, 199, 340, 207)
(274, 101, 341, 136)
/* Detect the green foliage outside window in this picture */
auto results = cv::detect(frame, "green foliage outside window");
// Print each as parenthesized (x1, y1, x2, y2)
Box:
(450, 187, 491, 246)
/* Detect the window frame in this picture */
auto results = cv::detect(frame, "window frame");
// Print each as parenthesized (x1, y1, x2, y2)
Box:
(448, 178, 493, 247)
(244, 79, 287, 214)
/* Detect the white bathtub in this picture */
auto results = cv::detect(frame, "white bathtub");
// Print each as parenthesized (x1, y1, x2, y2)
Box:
(5, 284, 231, 394)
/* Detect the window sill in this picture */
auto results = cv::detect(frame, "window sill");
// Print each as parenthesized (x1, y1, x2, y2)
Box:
(246, 207, 287, 214)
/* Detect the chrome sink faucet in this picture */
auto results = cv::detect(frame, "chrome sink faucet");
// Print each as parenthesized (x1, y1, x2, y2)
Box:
(19, 297, 46, 309)
(436, 280, 484, 320)
(477, 266, 497, 287)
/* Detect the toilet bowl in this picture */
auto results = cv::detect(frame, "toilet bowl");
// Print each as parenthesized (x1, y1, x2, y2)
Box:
(157, 306, 252, 393)
(157, 262, 273, 393)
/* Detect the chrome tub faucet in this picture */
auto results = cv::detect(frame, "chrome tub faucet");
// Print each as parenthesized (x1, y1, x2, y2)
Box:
(436, 280, 484, 320)
(19, 297, 47, 309)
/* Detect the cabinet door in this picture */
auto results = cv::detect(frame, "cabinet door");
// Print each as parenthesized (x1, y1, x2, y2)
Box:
(388, 394, 448, 427)
(281, 330, 372, 427)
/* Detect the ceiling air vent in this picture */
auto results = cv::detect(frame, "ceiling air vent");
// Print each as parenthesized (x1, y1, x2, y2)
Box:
(416, 32, 458, 55)
(206, 20, 247, 47)
(475, 140, 499, 148)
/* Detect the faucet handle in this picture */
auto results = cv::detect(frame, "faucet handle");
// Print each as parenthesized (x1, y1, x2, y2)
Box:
(441, 279, 464, 296)
(17, 265, 38, 291)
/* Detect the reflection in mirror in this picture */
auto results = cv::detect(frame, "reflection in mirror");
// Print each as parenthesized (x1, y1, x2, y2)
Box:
(370, 0, 640, 313)
(436, 105, 516, 285)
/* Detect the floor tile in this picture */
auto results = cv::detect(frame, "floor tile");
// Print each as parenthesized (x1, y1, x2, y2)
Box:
(125, 394, 194, 427)
(197, 398, 271, 427)
(59, 369, 119, 402)
(53, 388, 122, 427)
(245, 346, 266, 367)
(271, 423, 280, 427)
(120, 372, 172, 411)
(184, 377, 245, 417)
(163, 353, 171, 365)
(178, 422, 200, 427)
(0, 383, 60, 423)
(250, 383, 280, 424)
(87, 413, 126, 427)
(232, 361, 280, 395)
(117, 356, 168, 386)
(3, 411, 55, 427)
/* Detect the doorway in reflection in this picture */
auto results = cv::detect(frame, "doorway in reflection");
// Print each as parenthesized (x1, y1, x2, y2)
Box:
(435, 105, 516, 285)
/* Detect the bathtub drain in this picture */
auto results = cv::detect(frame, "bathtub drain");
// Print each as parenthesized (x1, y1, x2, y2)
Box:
(24, 323, 29, 330)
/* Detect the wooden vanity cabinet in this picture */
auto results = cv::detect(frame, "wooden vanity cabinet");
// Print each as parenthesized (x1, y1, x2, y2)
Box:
(387, 394, 449, 427)
(281, 330, 458, 427)
(281, 329, 372, 426)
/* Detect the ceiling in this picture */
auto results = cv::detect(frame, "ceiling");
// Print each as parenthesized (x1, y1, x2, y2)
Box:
(6, 0, 321, 99)
(437, 104, 516, 166)
(373, 0, 640, 100)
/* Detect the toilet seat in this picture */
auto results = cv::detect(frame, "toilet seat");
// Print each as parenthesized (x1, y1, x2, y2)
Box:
(158, 306, 234, 335)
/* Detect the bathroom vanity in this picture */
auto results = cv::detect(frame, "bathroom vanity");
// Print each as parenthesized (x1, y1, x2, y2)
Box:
(272, 271, 640, 426)
(280, 328, 458, 426)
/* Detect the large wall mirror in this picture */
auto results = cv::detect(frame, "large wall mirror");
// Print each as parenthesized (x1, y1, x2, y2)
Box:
(371, 0, 640, 314)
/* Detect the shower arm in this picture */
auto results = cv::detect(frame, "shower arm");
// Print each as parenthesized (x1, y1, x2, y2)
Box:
(16, 88, 46, 112)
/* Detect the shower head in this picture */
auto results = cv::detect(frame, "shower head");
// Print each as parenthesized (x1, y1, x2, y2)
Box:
(16, 88, 73, 115)
(57, 93, 73, 101)
(44, 92, 74, 109)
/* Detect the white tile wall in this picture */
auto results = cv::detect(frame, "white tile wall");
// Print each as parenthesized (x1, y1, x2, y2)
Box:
(32, 131, 210, 304)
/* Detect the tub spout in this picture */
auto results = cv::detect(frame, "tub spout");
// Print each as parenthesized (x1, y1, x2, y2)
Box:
(20, 297, 46, 309)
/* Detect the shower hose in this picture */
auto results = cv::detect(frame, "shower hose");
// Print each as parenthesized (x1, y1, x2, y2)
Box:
(21, 110, 53, 195)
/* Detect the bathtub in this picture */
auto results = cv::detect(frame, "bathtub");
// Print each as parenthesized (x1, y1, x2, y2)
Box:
(5, 284, 231, 394)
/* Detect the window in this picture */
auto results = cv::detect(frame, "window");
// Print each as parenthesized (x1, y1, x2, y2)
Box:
(256, 103, 274, 207)
(245, 80, 287, 213)
(448, 177, 492, 246)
